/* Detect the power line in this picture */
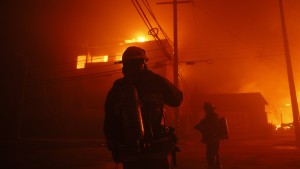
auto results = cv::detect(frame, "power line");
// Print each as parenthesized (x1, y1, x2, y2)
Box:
(191, 1, 283, 58)
(27, 47, 170, 79)
(26, 58, 173, 85)
(131, 0, 174, 60)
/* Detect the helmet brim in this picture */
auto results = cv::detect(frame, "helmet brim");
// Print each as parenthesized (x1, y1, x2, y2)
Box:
(114, 57, 149, 64)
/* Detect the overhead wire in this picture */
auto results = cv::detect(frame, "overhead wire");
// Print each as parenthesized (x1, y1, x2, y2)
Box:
(27, 0, 188, 86)
(132, 0, 191, 85)
(131, 0, 153, 30)
(27, 58, 173, 85)
(190, 0, 294, 64)
(27, 59, 172, 85)
(27, 69, 122, 86)
(28, 0, 300, 86)
(131, 0, 173, 60)
(27, 47, 169, 80)
(143, 0, 174, 46)
(193, 4, 266, 57)
(25, 0, 176, 81)
(184, 0, 300, 80)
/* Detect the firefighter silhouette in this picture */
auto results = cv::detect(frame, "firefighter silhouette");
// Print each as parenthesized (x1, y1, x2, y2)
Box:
(104, 46, 183, 169)
(195, 102, 228, 169)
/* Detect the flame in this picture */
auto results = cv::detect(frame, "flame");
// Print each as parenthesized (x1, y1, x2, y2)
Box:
(76, 35, 153, 68)
(77, 55, 86, 69)
(92, 55, 108, 63)
(137, 36, 146, 42)
(266, 103, 293, 125)
(124, 35, 149, 43)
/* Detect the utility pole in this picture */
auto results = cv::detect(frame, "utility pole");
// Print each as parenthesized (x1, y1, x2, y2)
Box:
(279, 0, 300, 144)
(156, 1, 193, 88)
(157, 0, 192, 138)
(173, 0, 180, 133)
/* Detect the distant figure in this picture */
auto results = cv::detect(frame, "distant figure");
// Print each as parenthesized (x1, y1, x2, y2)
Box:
(104, 46, 183, 169)
(195, 102, 228, 169)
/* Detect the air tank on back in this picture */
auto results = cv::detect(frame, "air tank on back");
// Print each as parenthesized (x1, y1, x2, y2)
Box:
(120, 84, 144, 143)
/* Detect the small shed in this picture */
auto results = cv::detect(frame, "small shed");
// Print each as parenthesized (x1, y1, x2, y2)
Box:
(191, 92, 269, 138)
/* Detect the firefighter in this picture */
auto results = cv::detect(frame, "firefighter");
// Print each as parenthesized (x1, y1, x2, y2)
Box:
(195, 102, 222, 169)
(104, 46, 183, 169)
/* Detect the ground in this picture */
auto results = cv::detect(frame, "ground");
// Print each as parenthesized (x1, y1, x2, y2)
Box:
(1, 131, 300, 169)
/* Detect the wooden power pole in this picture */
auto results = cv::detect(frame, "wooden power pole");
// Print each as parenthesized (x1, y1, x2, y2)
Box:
(279, 0, 300, 144)
(157, 0, 192, 138)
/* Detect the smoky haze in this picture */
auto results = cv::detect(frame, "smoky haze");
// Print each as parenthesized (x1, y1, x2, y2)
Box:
(175, 0, 300, 109)
(2, 0, 300, 137)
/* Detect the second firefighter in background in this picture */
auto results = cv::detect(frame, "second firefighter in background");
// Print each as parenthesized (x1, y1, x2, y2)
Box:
(195, 102, 229, 169)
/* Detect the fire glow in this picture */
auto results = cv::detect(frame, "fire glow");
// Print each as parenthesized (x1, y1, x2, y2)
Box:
(124, 36, 149, 43)
(76, 36, 150, 69)
(76, 54, 121, 69)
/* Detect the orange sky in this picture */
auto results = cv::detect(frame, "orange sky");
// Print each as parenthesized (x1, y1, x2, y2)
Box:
(5, 0, 300, 124)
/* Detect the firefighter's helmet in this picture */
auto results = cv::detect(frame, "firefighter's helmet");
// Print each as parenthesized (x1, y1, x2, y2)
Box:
(115, 46, 149, 64)
(203, 102, 215, 111)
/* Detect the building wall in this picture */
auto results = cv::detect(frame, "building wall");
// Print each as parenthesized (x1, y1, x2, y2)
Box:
(188, 93, 269, 140)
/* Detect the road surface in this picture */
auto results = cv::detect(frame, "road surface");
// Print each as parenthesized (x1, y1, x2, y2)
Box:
(1, 133, 300, 169)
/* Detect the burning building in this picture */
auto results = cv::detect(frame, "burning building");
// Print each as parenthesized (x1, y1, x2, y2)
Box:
(20, 39, 174, 138)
